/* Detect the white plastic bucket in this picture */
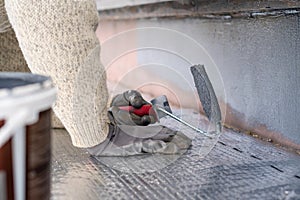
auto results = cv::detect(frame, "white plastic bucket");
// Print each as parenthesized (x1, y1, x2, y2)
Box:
(0, 73, 56, 200)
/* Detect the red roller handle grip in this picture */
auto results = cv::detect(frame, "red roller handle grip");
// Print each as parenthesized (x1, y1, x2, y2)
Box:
(118, 104, 152, 116)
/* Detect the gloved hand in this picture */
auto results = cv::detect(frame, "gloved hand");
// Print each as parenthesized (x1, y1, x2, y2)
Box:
(109, 90, 155, 126)
(87, 90, 192, 156)
(87, 123, 191, 156)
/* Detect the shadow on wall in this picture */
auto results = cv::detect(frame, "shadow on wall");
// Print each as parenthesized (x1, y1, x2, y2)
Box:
(96, 20, 224, 112)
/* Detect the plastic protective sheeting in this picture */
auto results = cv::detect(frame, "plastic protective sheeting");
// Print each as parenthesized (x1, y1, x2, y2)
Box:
(51, 109, 300, 199)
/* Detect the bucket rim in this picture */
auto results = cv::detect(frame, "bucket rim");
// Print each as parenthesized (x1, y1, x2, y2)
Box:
(0, 72, 53, 98)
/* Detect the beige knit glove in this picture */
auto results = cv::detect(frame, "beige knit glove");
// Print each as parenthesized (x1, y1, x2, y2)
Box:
(5, 0, 110, 147)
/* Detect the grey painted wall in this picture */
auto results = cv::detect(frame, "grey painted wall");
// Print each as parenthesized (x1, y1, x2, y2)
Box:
(133, 15, 300, 145)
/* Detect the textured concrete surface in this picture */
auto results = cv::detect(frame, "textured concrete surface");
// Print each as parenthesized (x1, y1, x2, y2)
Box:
(96, 0, 300, 19)
(51, 110, 300, 200)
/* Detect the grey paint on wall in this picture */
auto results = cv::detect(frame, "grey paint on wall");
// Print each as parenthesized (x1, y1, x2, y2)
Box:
(133, 15, 300, 144)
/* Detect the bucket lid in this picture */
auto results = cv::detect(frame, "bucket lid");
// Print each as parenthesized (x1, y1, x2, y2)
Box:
(0, 73, 52, 98)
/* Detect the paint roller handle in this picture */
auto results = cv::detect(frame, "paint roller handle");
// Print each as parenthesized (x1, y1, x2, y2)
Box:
(118, 104, 153, 116)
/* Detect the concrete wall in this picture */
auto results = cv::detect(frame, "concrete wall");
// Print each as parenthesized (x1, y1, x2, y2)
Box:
(98, 14, 300, 149)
